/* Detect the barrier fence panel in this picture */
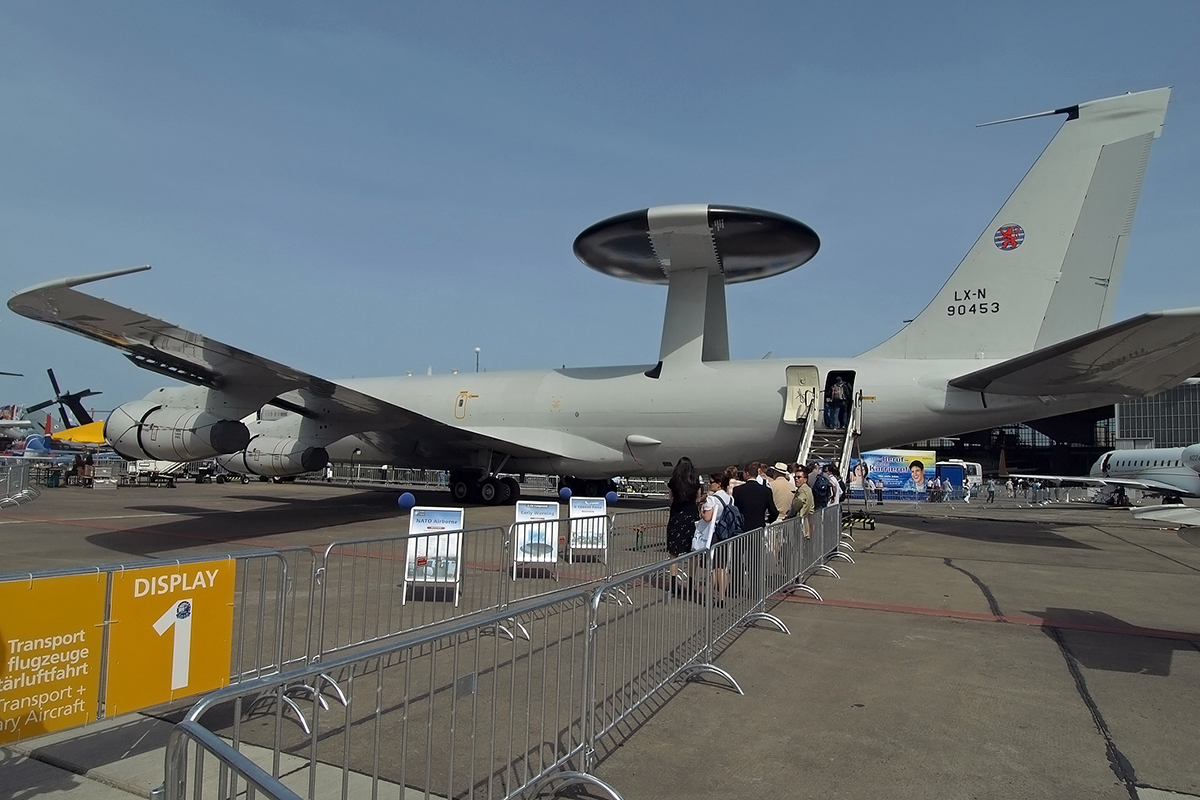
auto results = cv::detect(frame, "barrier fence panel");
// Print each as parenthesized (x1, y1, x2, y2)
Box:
(0, 460, 36, 507)
(583, 552, 719, 753)
(606, 506, 670, 574)
(313, 512, 678, 668)
(164, 592, 614, 800)
(315, 525, 511, 661)
(583, 504, 846, 760)
(229, 547, 321, 681)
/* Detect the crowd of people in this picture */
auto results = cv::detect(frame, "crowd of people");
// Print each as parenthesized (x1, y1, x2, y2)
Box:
(664, 457, 849, 601)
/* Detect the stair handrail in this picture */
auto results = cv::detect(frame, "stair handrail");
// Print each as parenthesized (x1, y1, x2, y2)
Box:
(795, 389, 818, 465)
(837, 389, 864, 477)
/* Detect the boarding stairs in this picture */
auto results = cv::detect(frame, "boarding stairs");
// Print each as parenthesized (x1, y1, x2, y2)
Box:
(794, 389, 863, 477)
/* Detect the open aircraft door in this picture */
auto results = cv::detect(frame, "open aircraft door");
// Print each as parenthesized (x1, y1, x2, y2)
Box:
(783, 366, 820, 424)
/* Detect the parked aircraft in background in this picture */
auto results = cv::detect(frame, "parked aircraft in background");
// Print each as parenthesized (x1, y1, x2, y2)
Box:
(25, 368, 101, 430)
(1018, 444, 1200, 502)
(0, 405, 37, 437)
(9, 88, 1200, 504)
(0, 370, 106, 454)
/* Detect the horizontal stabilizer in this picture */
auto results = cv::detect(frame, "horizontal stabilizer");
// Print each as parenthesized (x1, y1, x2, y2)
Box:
(949, 308, 1200, 397)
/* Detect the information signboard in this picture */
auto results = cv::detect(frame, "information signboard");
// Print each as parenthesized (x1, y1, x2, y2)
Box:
(850, 448, 936, 495)
(512, 500, 560, 576)
(105, 559, 236, 716)
(0, 574, 107, 744)
(567, 496, 607, 562)
(404, 507, 465, 606)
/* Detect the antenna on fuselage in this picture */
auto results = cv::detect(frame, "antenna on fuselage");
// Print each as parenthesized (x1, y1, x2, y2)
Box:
(572, 204, 820, 376)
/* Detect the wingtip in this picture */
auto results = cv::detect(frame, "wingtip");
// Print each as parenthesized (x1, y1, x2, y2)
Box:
(11, 264, 151, 299)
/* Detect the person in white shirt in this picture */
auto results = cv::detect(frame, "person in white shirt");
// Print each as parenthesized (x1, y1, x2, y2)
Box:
(692, 467, 736, 605)
(823, 464, 844, 506)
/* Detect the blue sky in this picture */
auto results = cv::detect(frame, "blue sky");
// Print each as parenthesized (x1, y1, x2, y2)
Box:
(1, 1, 1197, 416)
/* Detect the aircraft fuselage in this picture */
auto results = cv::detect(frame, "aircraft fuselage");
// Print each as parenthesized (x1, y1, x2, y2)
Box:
(1090, 446, 1200, 498)
(324, 357, 1118, 477)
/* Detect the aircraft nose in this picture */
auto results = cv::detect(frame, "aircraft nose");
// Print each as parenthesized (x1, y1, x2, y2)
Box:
(1183, 444, 1200, 474)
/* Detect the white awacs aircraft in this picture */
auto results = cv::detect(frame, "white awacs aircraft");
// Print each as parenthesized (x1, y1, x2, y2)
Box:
(9, 87, 1200, 504)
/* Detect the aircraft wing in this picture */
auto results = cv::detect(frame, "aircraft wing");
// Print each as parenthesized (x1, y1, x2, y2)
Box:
(1010, 473, 1196, 497)
(1130, 505, 1200, 527)
(949, 309, 1200, 397)
(7, 267, 562, 460)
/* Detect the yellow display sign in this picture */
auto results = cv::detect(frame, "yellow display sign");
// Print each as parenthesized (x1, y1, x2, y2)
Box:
(105, 560, 236, 715)
(0, 574, 107, 744)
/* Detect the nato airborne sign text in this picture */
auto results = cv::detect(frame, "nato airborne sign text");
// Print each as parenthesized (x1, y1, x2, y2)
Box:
(405, 507, 465, 606)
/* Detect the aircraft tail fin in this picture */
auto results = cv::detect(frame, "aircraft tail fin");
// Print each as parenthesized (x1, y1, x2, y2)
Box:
(863, 87, 1170, 361)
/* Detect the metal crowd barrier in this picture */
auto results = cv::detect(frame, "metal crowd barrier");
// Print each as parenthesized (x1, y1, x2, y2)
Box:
(607, 506, 670, 561)
(296, 466, 669, 500)
(163, 505, 851, 800)
(166, 591, 600, 800)
(310, 510, 672, 664)
(231, 547, 322, 681)
(0, 460, 37, 507)
(298, 465, 562, 496)
(313, 525, 510, 661)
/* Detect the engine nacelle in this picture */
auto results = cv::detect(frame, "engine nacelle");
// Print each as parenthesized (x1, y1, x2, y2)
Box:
(1184, 444, 1200, 474)
(105, 401, 251, 462)
(217, 436, 329, 478)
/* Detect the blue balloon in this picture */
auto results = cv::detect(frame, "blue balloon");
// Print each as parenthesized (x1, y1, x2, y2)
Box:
(397, 492, 417, 510)
(605, 490, 619, 504)
(558, 486, 572, 500)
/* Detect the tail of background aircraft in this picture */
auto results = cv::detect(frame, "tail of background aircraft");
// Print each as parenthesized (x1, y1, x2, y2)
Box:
(863, 87, 1170, 361)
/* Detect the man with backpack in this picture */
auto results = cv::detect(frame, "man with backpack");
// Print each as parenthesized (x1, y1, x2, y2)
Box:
(827, 375, 851, 429)
(810, 465, 834, 510)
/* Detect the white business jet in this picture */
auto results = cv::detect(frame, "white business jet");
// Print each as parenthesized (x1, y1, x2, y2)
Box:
(9, 87, 1200, 504)
(1020, 444, 1200, 501)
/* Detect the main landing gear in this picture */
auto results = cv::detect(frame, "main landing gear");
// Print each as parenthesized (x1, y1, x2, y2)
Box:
(448, 469, 521, 506)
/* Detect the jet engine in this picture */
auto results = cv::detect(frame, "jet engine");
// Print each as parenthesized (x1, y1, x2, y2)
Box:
(105, 401, 251, 461)
(1184, 444, 1200, 474)
(216, 436, 329, 478)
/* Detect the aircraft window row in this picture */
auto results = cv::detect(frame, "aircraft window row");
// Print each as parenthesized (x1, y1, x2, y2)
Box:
(1116, 459, 1181, 468)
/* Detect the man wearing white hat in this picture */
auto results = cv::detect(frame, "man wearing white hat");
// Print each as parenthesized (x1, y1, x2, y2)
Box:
(768, 461, 795, 519)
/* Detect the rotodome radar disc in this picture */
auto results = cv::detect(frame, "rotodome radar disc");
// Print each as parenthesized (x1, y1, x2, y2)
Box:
(573, 205, 819, 284)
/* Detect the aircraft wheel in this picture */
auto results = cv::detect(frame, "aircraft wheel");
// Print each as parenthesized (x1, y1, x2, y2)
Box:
(583, 480, 601, 497)
(479, 477, 502, 505)
(501, 477, 521, 504)
(451, 479, 472, 503)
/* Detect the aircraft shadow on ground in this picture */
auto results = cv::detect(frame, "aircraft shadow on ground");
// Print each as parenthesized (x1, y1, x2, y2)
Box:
(904, 518, 1098, 549)
(83, 488, 456, 559)
(1033, 607, 1200, 676)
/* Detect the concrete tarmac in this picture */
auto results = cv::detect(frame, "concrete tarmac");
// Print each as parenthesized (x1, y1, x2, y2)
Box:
(2, 482, 1198, 799)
